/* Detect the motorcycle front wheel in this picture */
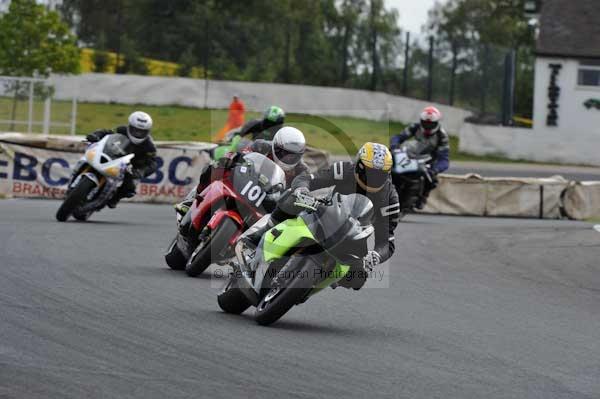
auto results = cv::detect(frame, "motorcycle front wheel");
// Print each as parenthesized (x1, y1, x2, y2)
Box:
(56, 176, 96, 222)
(165, 235, 187, 270)
(185, 217, 238, 277)
(254, 256, 316, 326)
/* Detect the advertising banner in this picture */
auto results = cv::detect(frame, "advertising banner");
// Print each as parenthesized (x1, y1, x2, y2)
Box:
(0, 138, 212, 203)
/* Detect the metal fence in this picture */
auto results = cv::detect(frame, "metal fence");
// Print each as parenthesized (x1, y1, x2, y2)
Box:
(371, 35, 535, 125)
(0, 75, 78, 135)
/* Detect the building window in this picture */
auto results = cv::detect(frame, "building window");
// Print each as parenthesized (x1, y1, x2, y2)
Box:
(578, 62, 600, 87)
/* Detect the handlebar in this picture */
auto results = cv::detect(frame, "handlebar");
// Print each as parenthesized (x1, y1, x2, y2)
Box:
(293, 191, 331, 211)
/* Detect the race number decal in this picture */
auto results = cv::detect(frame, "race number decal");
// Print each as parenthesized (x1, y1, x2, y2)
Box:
(240, 180, 267, 207)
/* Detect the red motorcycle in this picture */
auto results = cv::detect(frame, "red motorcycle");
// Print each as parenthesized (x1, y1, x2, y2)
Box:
(165, 152, 286, 277)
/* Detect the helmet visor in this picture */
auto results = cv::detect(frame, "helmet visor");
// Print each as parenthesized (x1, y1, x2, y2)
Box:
(356, 162, 389, 191)
(421, 120, 439, 131)
(129, 126, 149, 140)
(274, 147, 302, 166)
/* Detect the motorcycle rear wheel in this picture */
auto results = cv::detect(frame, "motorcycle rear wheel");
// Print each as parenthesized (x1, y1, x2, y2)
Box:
(56, 176, 96, 222)
(185, 217, 238, 277)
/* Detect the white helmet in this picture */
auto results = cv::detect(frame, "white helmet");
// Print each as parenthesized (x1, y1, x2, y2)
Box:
(127, 111, 153, 144)
(419, 106, 442, 136)
(271, 126, 306, 171)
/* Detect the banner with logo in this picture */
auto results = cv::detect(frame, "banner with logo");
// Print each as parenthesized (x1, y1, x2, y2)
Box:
(0, 138, 212, 203)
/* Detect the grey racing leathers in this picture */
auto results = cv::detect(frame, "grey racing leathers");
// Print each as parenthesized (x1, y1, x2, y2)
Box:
(272, 161, 400, 264)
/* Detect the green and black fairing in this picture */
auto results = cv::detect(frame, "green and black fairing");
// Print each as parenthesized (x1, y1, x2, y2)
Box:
(239, 193, 375, 302)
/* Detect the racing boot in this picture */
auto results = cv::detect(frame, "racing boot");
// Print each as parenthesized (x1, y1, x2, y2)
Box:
(174, 200, 192, 219)
(107, 190, 135, 208)
(241, 215, 275, 248)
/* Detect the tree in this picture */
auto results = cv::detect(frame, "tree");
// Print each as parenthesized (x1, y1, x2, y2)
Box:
(117, 35, 149, 75)
(337, 0, 365, 85)
(0, 0, 80, 76)
(177, 46, 197, 77)
(92, 32, 111, 73)
(0, 0, 79, 129)
(425, 0, 534, 116)
(352, 0, 400, 91)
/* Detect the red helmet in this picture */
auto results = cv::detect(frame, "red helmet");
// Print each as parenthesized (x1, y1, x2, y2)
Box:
(420, 106, 442, 136)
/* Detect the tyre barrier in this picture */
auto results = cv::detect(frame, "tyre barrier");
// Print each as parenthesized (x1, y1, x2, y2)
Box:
(1, 133, 598, 220)
(420, 174, 574, 219)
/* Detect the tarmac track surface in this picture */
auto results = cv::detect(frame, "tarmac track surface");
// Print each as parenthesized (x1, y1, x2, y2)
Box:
(1, 199, 599, 399)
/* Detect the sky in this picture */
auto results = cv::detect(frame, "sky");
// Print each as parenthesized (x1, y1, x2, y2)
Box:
(385, 0, 444, 36)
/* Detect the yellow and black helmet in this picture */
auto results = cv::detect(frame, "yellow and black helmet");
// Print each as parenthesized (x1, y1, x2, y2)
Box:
(354, 142, 393, 193)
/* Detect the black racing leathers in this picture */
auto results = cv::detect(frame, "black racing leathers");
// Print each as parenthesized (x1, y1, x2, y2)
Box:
(238, 119, 283, 141)
(87, 126, 158, 200)
(288, 161, 400, 263)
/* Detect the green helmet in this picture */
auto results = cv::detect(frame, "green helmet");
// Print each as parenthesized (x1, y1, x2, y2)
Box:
(263, 105, 285, 125)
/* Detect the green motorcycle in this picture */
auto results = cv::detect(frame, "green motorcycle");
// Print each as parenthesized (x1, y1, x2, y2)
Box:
(217, 191, 375, 326)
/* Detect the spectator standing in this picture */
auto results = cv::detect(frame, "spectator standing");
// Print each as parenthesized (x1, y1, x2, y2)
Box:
(214, 94, 245, 142)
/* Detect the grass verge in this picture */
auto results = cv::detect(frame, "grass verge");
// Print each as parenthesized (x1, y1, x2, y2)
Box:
(0, 97, 532, 161)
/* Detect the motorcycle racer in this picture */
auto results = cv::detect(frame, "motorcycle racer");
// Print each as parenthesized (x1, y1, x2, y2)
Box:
(389, 106, 449, 208)
(244, 142, 400, 290)
(175, 126, 308, 217)
(85, 111, 158, 208)
(237, 105, 285, 141)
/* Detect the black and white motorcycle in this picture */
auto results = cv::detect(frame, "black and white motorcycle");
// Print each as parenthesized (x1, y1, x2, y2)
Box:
(391, 147, 432, 219)
(56, 135, 135, 222)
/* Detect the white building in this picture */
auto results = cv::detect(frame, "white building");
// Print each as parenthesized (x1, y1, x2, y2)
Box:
(531, 0, 600, 164)
(460, 0, 600, 165)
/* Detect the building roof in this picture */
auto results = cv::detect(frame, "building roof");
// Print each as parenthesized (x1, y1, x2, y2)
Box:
(536, 0, 600, 59)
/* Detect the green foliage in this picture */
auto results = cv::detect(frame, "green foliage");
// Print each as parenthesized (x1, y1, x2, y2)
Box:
(424, 0, 535, 117)
(117, 36, 149, 75)
(177, 46, 197, 77)
(61, 0, 401, 89)
(0, 0, 80, 77)
(92, 32, 110, 73)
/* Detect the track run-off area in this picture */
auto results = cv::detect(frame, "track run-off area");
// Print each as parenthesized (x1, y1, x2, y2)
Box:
(1, 199, 599, 399)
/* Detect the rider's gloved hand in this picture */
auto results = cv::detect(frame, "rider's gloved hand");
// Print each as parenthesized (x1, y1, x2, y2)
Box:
(293, 186, 311, 199)
(217, 152, 238, 169)
(85, 133, 99, 142)
(125, 165, 141, 179)
(363, 250, 381, 271)
(292, 187, 317, 210)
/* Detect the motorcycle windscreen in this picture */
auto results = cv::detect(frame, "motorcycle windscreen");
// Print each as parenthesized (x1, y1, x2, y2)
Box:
(102, 134, 131, 160)
(301, 194, 371, 263)
(231, 153, 286, 214)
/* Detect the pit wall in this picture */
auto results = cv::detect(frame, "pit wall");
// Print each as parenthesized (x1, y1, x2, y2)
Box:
(1, 133, 598, 220)
(49, 73, 472, 136)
